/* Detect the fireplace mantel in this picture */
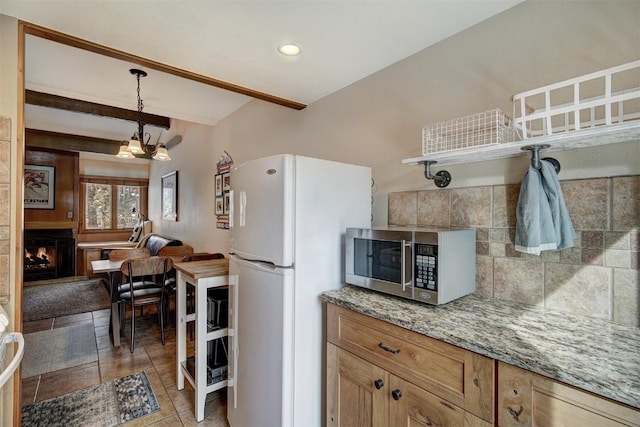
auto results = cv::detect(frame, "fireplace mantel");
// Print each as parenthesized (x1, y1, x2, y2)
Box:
(25, 221, 78, 230)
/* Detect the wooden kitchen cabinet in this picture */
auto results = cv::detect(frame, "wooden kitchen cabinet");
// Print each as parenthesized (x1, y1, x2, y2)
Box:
(497, 362, 640, 427)
(77, 247, 101, 277)
(326, 303, 494, 426)
(327, 343, 388, 426)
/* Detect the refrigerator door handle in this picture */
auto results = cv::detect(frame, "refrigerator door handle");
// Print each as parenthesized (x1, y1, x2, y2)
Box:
(228, 273, 239, 409)
(239, 191, 247, 227)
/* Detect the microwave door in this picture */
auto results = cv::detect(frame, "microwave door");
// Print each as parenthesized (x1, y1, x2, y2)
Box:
(349, 236, 412, 300)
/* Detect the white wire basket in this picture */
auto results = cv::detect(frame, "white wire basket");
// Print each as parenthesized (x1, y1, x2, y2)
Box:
(512, 60, 640, 139)
(421, 109, 514, 156)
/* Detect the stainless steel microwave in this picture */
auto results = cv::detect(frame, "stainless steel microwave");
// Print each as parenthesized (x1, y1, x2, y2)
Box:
(345, 227, 476, 305)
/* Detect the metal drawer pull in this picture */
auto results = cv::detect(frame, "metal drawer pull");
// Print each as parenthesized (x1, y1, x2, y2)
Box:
(374, 379, 384, 389)
(378, 342, 401, 354)
(391, 389, 403, 400)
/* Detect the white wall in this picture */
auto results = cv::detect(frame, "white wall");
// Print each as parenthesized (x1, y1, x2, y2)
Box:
(0, 14, 19, 427)
(148, 120, 228, 253)
(151, 0, 639, 252)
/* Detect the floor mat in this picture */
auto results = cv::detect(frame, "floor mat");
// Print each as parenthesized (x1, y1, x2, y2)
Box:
(23, 278, 110, 322)
(21, 371, 160, 427)
(22, 323, 97, 378)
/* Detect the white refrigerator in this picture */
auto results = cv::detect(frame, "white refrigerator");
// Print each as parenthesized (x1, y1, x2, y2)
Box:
(227, 154, 371, 427)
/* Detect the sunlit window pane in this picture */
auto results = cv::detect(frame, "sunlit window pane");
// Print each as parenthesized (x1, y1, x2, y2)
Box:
(117, 185, 141, 229)
(85, 183, 112, 229)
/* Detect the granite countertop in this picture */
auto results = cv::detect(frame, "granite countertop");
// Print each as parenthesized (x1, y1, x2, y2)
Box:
(322, 285, 640, 410)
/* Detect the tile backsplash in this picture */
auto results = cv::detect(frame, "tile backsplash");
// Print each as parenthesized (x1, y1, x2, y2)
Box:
(389, 175, 639, 326)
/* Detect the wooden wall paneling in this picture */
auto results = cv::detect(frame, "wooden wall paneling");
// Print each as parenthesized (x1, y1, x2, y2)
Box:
(24, 148, 79, 229)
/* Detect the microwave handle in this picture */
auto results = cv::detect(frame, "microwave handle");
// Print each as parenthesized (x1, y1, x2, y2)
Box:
(401, 240, 413, 292)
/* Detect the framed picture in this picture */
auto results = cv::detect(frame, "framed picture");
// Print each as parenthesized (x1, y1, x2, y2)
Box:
(215, 196, 224, 215)
(24, 165, 55, 209)
(223, 192, 230, 214)
(222, 172, 231, 191)
(161, 171, 179, 221)
(215, 173, 223, 196)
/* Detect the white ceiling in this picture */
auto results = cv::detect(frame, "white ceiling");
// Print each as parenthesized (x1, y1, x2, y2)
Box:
(1, 0, 523, 147)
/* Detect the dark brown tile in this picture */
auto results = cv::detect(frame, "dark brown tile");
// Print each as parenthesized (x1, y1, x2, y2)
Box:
(36, 363, 101, 402)
(21, 376, 39, 405)
(22, 318, 53, 334)
(476, 242, 489, 256)
(475, 227, 489, 242)
(582, 231, 604, 248)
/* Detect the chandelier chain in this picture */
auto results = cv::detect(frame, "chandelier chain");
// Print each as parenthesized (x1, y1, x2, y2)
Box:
(136, 72, 144, 141)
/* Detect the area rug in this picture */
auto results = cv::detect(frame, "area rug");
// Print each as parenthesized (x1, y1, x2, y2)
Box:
(21, 371, 160, 427)
(23, 278, 110, 321)
(22, 323, 97, 378)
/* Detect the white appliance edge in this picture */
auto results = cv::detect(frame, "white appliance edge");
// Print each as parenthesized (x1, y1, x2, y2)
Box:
(227, 154, 371, 427)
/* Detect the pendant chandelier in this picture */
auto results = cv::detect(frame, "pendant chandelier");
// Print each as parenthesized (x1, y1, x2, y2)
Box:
(116, 68, 171, 161)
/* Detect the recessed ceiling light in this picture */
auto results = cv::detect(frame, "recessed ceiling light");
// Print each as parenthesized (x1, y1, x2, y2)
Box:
(278, 43, 301, 56)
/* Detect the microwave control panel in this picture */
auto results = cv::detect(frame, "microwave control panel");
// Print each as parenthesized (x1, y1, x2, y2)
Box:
(414, 243, 437, 291)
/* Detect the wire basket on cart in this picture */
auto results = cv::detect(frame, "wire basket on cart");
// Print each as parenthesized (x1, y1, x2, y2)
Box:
(421, 108, 514, 156)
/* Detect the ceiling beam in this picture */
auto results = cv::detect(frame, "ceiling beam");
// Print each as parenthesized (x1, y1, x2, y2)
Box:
(26, 90, 171, 129)
(21, 21, 307, 111)
(25, 128, 153, 159)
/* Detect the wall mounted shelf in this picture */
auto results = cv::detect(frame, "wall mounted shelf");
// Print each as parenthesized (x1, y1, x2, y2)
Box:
(403, 121, 640, 168)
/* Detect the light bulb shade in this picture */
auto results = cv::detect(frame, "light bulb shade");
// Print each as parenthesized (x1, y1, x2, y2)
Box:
(116, 143, 135, 159)
(152, 144, 171, 161)
(127, 135, 144, 154)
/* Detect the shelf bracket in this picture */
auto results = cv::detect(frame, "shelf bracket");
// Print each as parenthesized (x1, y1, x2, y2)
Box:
(421, 161, 451, 188)
(521, 144, 561, 173)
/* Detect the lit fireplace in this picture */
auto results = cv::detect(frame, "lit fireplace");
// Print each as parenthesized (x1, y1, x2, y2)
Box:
(23, 229, 75, 281)
(24, 246, 55, 270)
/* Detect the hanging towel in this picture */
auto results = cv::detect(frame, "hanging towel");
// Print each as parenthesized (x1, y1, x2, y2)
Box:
(539, 160, 576, 250)
(515, 165, 557, 255)
(515, 160, 576, 255)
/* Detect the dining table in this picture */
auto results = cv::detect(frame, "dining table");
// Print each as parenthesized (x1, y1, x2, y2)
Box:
(91, 255, 186, 347)
(91, 258, 127, 346)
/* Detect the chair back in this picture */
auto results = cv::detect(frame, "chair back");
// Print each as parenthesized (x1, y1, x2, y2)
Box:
(120, 256, 174, 283)
(109, 247, 150, 261)
(158, 244, 194, 257)
(182, 252, 225, 262)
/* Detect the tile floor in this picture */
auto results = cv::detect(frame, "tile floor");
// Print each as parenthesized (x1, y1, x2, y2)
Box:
(22, 306, 229, 426)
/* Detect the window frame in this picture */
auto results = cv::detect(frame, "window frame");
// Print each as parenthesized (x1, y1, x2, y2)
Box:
(79, 175, 149, 235)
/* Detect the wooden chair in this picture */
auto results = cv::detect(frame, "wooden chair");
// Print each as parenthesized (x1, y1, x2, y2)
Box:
(108, 247, 151, 261)
(119, 256, 174, 352)
(158, 244, 194, 261)
(106, 248, 154, 338)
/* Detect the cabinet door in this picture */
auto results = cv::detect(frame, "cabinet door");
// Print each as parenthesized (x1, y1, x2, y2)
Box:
(327, 343, 388, 427)
(498, 362, 639, 427)
(84, 248, 101, 277)
(389, 374, 465, 427)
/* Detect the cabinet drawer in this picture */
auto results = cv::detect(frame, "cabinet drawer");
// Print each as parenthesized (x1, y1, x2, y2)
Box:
(498, 362, 640, 427)
(327, 303, 494, 423)
(390, 375, 465, 427)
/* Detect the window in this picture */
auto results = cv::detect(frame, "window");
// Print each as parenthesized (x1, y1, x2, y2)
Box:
(80, 176, 148, 233)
